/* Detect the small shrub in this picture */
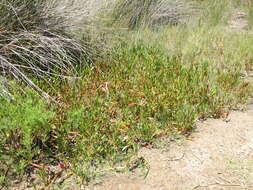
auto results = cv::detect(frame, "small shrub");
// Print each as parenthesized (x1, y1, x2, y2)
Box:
(0, 84, 54, 180)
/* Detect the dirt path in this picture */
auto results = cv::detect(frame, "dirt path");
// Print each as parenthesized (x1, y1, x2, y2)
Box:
(89, 103, 253, 190)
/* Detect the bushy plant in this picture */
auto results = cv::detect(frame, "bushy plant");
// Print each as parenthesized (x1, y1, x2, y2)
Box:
(0, 84, 54, 181)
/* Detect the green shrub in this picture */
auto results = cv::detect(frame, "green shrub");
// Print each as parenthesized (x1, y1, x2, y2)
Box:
(0, 85, 54, 180)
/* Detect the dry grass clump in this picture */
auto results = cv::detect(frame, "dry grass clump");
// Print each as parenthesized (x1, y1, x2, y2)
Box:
(0, 31, 82, 89)
(111, 0, 197, 29)
(0, 0, 199, 93)
(0, 0, 84, 92)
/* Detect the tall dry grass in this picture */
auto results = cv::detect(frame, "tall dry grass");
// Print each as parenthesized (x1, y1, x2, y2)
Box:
(1, 0, 252, 94)
(111, 0, 197, 29)
(0, 0, 91, 95)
